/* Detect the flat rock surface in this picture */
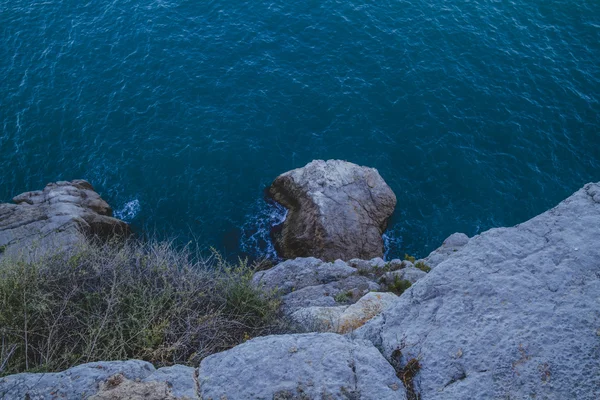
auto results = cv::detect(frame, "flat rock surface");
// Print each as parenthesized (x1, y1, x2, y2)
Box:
(358, 182, 600, 400)
(0, 180, 129, 259)
(0, 362, 198, 400)
(0, 360, 155, 399)
(268, 160, 396, 261)
(197, 333, 405, 400)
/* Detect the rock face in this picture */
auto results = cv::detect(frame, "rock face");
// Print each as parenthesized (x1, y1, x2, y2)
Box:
(198, 333, 405, 400)
(357, 182, 600, 400)
(418, 232, 469, 269)
(268, 160, 396, 261)
(0, 360, 199, 400)
(0, 180, 130, 259)
(253, 256, 424, 332)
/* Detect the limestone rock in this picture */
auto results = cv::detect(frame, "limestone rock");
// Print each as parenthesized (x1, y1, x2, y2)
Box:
(253, 257, 356, 295)
(0, 362, 198, 400)
(0, 360, 155, 399)
(0, 180, 130, 259)
(197, 333, 405, 400)
(281, 275, 380, 313)
(290, 305, 349, 332)
(419, 232, 469, 269)
(268, 160, 396, 261)
(337, 292, 398, 333)
(357, 182, 600, 400)
(383, 266, 427, 284)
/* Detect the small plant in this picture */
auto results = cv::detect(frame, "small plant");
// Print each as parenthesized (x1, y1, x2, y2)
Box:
(385, 276, 412, 296)
(333, 291, 353, 303)
(414, 261, 431, 273)
(404, 254, 416, 263)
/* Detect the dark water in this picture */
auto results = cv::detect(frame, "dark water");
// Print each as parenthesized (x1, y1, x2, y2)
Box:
(1, 0, 599, 260)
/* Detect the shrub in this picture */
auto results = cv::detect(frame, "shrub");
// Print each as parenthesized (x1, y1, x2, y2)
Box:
(0, 238, 287, 376)
(403, 254, 416, 263)
(414, 261, 431, 273)
(386, 276, 412, 296)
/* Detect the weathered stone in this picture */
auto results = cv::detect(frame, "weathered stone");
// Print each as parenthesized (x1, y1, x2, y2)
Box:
(0, 362, 198, 400)
(357, 182, 600, 400)
(383, 266, 427, 284)
(253, 257, 356, 295)
(290, 305, 349, 331)
(419, 232, 469, 269)
(0, 360, 155, 399)
(269, 160, 396, 261)
(281, 275, 380, 313)
(0, 180, 130, 260)
(143, 365, 198, 399)
(197, 333, 405, 400)
(337, 292, 397, 333)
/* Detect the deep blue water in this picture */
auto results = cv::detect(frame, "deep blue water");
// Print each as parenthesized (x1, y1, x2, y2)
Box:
(1, 0, 599, 260)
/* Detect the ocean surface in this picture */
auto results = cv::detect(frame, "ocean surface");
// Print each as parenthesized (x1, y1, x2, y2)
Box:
(1, 0, 599, 260)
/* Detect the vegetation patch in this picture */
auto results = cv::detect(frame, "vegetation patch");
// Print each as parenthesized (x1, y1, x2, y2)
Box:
(414, 261, 431, 273)
(0, 238, 287, 377)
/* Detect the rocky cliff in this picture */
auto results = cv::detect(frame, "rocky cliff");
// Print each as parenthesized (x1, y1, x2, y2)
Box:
(1, 177, 599, 399)
(0, 180, 130, 260)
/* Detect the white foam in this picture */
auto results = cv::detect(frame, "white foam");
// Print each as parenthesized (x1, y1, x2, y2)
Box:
(114, 199, 141, 221)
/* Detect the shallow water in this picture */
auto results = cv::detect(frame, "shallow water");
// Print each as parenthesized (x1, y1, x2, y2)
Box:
(1, 0, 599, 259)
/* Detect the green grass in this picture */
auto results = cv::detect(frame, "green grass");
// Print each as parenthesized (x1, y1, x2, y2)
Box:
(0, 238, 287, 377)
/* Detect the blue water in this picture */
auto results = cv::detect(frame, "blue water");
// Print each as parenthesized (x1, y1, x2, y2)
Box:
(1, 0, 599, 260)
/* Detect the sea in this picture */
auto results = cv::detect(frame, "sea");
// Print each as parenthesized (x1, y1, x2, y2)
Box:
(1, 0, 599, 260)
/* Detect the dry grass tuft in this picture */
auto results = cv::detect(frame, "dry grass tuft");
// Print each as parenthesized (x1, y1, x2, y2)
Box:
(0, 238, 287, 376)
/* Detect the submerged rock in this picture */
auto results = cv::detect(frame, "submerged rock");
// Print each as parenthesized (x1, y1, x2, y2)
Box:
(198, 333, 405, 400)
(0, 180, 130, 259)
(268, 160, 396, 261)
(357, 182, 600, 400)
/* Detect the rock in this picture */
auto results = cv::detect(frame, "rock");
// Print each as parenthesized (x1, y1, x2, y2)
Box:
(143, 365, 199, 399)
(253, 257, 356, 295)
(357, 182, 600, 400)
(282, 274, 380, 313)
(0, 361, 198, 399)
(383, 266, 427, 284)
(419, 232, 469, 269)
(290, 305, 349, 331)
(90, 376, 181, 400)
(197, 333, 405, 400)
(337, 292, 398, 333)
(0, 180, 130, 260)
(268, 160, 396, 261)
(0, 360, 155, 399)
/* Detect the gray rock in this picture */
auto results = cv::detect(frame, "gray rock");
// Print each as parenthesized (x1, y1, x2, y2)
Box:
(282, 275, 380, 313)
(0, 360, 155, 399)
(197, 333, 405, 400)
(0, 180, 130, 260)
(253, 257, 357, 294)
(337, 292, 398, 333)
(144, 365, 198, 399)
(268, 160, 396, 261)
(357, 182, 600, 400)
(383, 266, 427, 284)
(290, 305, 349, 332)
(419, 232, 469, 269)
(368, 257, 386, 269)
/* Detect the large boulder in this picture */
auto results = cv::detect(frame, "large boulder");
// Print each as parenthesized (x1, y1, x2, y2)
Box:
(198, 333, 405, 400)
(357, 182, 600, 400)
(0, 180, 130, 259)
(268, 160, 396, 261)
